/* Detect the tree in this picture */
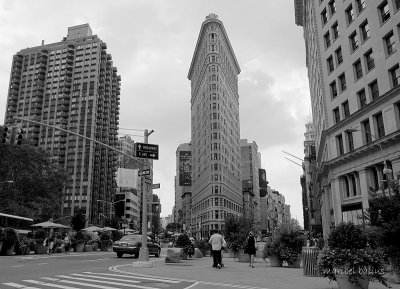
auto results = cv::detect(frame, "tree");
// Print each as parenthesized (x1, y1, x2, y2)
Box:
(224, 215, 256, 250)
(0, 144, 69, 221)
(166, 222, 182, 231)
(71, 209, 86, 231)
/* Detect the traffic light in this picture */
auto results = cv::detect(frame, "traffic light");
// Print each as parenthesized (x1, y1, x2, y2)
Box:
(15, 128, 24, 145)
(1, 127, 12, 144)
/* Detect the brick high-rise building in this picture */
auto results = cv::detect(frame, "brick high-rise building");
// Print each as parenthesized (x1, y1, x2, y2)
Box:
(295, 0, 400, 238)
(3, 24, 121, 225)
(188, 14, 242, 237)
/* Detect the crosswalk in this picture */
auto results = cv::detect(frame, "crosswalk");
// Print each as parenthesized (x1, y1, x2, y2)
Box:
(2, 272, 194, 289)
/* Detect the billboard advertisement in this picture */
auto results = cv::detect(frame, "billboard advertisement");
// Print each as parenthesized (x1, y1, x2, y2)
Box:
(179, 151, 191, 186)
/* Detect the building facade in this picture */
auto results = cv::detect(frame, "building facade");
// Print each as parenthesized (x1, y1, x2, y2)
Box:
(295, 0, 400, 238)
(188, 14, 242, 237)
(240, 139, 262, 226)
(3, 24, 121, 225)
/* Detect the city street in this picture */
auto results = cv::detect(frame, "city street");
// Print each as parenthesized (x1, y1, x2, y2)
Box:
(1, 249, 400, 289)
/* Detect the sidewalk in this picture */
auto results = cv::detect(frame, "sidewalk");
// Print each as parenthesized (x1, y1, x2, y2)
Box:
(114, 253, 400, 289)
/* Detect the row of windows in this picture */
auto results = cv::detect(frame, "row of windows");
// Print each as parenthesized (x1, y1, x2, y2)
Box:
(335, 102, 400, 156)
(321, 0, 365, 26)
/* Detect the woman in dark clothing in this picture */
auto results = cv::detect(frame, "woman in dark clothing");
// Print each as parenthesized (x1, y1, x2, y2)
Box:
(245, 231, 257, 268)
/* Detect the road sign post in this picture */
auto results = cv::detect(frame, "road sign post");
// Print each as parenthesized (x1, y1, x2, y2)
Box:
(135, 142, 159, 160)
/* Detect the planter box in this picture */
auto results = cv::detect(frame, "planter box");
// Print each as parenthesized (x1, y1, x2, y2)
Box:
(74, 242, 85, 252)
(56, 247, 65, 253)
(35, 243, 47, 254)
(287, 255, 301, 268)
(84, 245, 93, 252)
(3, 244, 15, 256)
(237, 249, 250, 263)
(268, 255, 283, 267)
(335, 274, 369, 289)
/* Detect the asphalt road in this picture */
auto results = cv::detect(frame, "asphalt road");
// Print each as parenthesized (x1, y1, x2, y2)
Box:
(0, 251, 194, 289)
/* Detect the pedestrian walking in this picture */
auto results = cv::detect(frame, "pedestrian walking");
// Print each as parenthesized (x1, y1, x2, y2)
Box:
(208, 230, 224, 269)
(244, 231, 257, 268)
(64, 233, 71, 254)
(48, 235, 55, 255)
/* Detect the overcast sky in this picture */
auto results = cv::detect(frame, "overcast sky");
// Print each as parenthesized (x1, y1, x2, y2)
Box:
(0, 0, 311, 226)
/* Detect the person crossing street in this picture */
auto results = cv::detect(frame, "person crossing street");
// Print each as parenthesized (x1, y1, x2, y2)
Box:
(209, 230, 225, 269)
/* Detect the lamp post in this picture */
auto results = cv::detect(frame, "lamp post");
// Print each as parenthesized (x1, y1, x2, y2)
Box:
(138, 129, 154, 262)
(346, 128, 392, 198)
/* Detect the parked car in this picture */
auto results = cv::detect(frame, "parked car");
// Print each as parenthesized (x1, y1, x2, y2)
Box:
(112, 235, 161, 258)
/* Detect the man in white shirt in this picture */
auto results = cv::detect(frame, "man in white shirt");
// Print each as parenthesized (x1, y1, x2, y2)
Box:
(209, 230, 225, 269)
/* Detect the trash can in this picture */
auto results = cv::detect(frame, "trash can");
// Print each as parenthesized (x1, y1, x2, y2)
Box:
(301, 246, 320, 276)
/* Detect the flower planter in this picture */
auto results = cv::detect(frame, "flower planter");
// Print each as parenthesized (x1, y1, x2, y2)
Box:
(84, 245, 93, 252)
(74, 242, 85, 252)
(226, 248, 235, 258)
(287, 255, 301, 268)
(56, 247, 65, 253)
(4, 244, 15, 256)
(237, 249, 250, 263)
(35, 243, 47, 254)
(268, 255, 283, 267)
(335, 274, 369, 289)
(0, 241, 3, 253)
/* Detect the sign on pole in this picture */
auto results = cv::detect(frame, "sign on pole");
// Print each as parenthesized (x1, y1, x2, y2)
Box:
(135, 142, 159, 160)
(152, 183, 160, 189)
(138, 169, 150, 176)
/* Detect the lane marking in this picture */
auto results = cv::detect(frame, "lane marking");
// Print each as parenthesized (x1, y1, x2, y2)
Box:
(56, 275, 156, 289)
(81, 258, 110, 262)
(2, 283, 40, 289)
(11, 265, 24, 268)
(23, 279, 80, 289)
(70, 273, 140, 283)
(84, 272, 180, 284)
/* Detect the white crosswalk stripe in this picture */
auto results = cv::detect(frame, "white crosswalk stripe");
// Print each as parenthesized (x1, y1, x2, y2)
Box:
(2, 272, 184, 289)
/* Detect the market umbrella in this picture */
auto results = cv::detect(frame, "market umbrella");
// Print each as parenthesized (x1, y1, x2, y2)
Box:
(31, 221, 70, 229)
(118, 228, 138, 234)
(82, 225, 102, 232)
(101, 226, 117, 231)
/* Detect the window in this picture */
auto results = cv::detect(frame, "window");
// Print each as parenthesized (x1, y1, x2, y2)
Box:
(324, 31, 331, 49)
(329, 0, 336, 15)
(350, 32, 359, 52)
(335, 47, 343, 65)
(390, 64, 400, 87)
(369, 80, 379, 100)
(342, 100, 350, 118)
(339, 73, 347, 91)
(332, 22, 339, 40)
(321, 9, 328, 25)
(395, 0, 400, 10)
(356, 0, 365, 13)
(360, 21, 370, 42)
(333, 107, 340, 123)
(375, 112, 385, 138)
(330, 80, 338, 98)
(384, 31, 396, 56)
(379, 1, 390, 23)
(358, 89, 367, 108)
(327, 56, 334, 72)
(364, 50, 375, 71)
(347, 130, 354, 152)
(354, 59, 363, 80)
(336, 134, 344, 155)
(362, 118, 372, 143)
(346, 5, 355, 24)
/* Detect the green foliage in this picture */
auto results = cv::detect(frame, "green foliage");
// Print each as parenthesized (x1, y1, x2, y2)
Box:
(175, 233, 191, 248)
(15, 236, 31, 255)
(72, 230, 91, 244)
(1, 227, 18, 252)
(317, 222, 389, 287)
(194, 239, 210, 256)
(166, 222, 182, 231)
(111, 230, 123, 242)
(263, 238, 281, 258)
(0, 228, 5, 242)
(0, 145, 69, 220)
(99, 233, 112, 248)
(33, 229, 47, 243)
(367, 189, 400, 273)
(277, 229, 305, 264)
(70, 210, 86, 231)
(224, 215, 256, 249)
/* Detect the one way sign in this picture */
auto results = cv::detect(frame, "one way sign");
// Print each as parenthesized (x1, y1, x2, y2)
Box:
(135, 142, 159, 160)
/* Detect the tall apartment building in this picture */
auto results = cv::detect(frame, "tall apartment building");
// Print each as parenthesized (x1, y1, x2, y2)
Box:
(175, 143, 192, 232)
(240, 139, 261, 226)
(3, 24, 121, 225)
(188, 14, 242, 237)
(295, 0, 400, 238)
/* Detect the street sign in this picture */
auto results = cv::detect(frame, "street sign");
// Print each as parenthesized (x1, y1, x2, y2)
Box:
(138, 169, 150, 176)
(135, 142, 159, 160)
(152, 183, 160, 189)
(268, 211, 278, 220)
